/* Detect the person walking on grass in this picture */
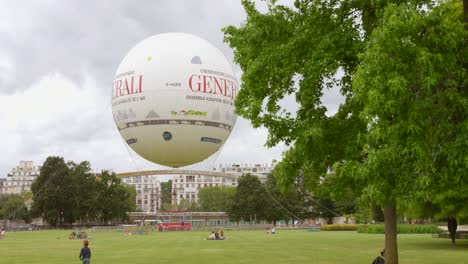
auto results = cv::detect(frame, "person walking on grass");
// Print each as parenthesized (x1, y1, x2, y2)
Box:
(79, 240, 91, 264)
(448, 217, 457, 245)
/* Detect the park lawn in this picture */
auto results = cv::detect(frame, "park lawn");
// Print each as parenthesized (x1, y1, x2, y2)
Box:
(0, 230, 466, 264)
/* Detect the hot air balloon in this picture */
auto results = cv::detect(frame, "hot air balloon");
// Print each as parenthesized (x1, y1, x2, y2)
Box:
(112, 33, 237, 167)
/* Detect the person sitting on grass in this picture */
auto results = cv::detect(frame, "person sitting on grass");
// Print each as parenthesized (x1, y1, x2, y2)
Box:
(215, 230, 220, 240)
(208, 231, 216, 240)
(220, 230, 225, 239)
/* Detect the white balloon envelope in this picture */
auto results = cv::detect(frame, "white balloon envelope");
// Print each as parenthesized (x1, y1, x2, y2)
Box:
(112, 33, 238, 167)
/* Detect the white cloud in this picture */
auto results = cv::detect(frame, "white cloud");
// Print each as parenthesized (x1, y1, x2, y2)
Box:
(0, 73, 111, 171)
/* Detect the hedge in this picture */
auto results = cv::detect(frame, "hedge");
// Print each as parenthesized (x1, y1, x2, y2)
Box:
(357, 224, 442, 234)
(320, 224, 367, 231)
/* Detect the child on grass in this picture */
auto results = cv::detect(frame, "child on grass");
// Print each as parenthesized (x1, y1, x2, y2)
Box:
(79, 240, 91, 264)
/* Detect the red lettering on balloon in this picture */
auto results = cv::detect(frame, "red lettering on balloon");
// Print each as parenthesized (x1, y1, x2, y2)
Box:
(112, 74, 144, 99)
(188, 73, 237, 100)
(214, 77, 223, 95)
(189, 74, 201, 92)
(203, 75, 212, 93)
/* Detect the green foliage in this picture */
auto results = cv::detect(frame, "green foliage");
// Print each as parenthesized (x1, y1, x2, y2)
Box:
(97, 170, 136, 224)
(0, 194, 30, 222)
(198, 186, 235, 212)
(160, 180, 172, 206)
(225, 1, 467, 262)
(31, 156, 77, 227)
(308, 174, 359, 222)
(31, 156, 136, 227)
(70, 161, 100, 223)
(227, 174, 269, 222)
(357, 224, 442, 234)
(174, 198, 199, 211)
(264, 173, 315, 223)
(320, 224, 366, 231)
(346, 0, 467, 210)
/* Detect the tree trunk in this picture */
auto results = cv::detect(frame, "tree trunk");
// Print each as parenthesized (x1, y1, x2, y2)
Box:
(384, 205, 398, 264)
(464, 0, 468, 26)
(447, 217, 457, 245)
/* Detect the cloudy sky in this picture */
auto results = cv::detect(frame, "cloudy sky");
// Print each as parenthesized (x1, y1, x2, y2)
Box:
(0, 0, 343, 176)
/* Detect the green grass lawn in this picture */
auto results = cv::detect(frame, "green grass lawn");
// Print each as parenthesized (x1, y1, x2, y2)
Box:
(0, 229, 466, 263)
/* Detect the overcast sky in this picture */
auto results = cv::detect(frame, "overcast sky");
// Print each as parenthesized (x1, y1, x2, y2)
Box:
(0, 0, 343, 176)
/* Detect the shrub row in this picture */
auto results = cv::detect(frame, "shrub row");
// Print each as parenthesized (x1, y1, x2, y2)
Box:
(357, 224, 442, 234)
(320, 224, 367, 231)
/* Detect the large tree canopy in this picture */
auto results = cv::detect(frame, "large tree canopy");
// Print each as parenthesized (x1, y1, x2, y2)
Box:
(224, 1, 466, 263)
(31, 156, 136, 227)
(341, 2, 466, 255)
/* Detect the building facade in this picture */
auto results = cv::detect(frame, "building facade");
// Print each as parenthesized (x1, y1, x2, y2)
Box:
(172, 164, 272, 205)
(172, 174, 238, 205)
(122, 175, 161, 213)
(215, 163, 273, 182)
(1, 161, 40, 194)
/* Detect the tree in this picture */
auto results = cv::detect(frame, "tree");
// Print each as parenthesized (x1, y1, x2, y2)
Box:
(31, 156, 76, 227)
(308, 173, 358, 224)
(174, 198, 199, 211)
(224, 1, 466, 263)
(264, 173, 313, 225)
(227, 174, 269, 222)
(160, 180, 173, 210)
(346, 0, 467, 255)
(69, 161, 99, 224)
(0, 194, 30, 222)
(31, 156, 137, 226)
(96, 171, 136, 224)
(198, 186, 235, 212)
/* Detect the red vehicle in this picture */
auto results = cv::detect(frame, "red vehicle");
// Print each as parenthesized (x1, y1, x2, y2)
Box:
(158, 222, 191, 231)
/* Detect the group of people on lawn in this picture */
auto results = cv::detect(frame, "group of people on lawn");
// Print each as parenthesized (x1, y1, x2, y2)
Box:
(208, 230, 225, 240)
